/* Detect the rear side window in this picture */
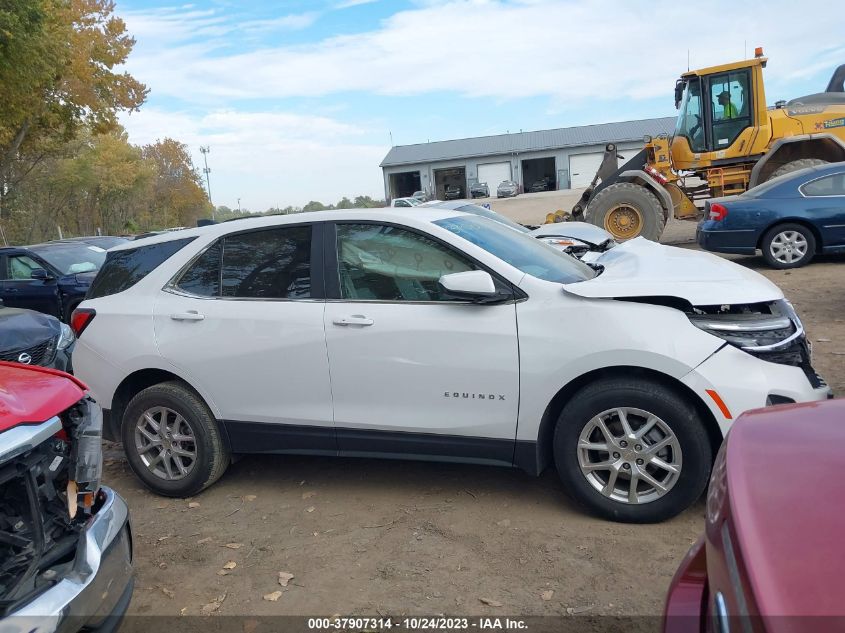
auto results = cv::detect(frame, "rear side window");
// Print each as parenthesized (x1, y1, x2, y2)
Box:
(87, 238, 196, 299)
(222, 226, 311, 299)
(800, 173, 845, 197)
(174, 226, 312, 299)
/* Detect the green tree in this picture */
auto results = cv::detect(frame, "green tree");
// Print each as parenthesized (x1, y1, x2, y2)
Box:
(0, 0, 147, 181)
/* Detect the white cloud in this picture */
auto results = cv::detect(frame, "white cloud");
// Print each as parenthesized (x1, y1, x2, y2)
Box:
(122, 0, 845, 103)
(121, 108, 387, 209)
(334, 0, 380, 8)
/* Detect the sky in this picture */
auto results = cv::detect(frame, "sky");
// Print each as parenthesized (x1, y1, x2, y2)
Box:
(116, 0, 845, 211)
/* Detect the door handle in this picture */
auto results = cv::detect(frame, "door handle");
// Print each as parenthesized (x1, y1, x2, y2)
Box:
(170, 311, 205, 321)
(332, 315, 374, 327)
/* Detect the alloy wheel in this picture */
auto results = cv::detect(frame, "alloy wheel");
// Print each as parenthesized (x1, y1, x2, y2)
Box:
(577, 407, 682, 504)
(134, 406, 197, 480)
(770, 230, 808, 264)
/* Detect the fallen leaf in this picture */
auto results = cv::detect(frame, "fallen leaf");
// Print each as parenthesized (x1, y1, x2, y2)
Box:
(566, 605, 593, 615)
(817, 338, 832, 342)
(188, 502, 201, 509)
(541, 590, 554, 601)
(278, 571, 294, 587)
(263, 591, 283, 602)
(245, 495, 257, 502)
(305, 506, 315, 513)
(202, 602, 221, 614)
(161, 587, 175, 598)
(157, 535, 172, 542)
(495, 519, 511, 527)
(479, 598, 503, 607)
(197, 537, 212, 544)
(302, 491, 315, 499)
(180, 607, 188, 616)
(224, 543, 243, 549)
(216, 569, 230, 576)
(156, 503, 168, 509)
(223, 561, 237, 570)
(159, 562, 167, 569)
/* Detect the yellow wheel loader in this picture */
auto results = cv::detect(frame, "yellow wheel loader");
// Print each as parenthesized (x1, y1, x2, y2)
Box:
(569, 50, 845, 242)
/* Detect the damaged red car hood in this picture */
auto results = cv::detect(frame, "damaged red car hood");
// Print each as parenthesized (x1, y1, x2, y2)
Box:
(563, 237, 784, 306)
(0, 362, 87, 431)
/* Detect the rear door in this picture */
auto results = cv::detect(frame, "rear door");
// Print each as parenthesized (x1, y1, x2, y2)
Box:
(323, 221, 520, 463)
(0, 252, 61, 317)
(153, 222, 335, 454)
(799, 172, 845, 246)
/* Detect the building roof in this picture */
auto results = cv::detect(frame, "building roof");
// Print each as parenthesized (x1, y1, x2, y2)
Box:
(381, 116, 676, 168)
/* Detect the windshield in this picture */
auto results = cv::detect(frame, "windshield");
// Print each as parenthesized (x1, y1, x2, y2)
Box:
(454, 204, 530, 233)
(434, 215, 596, 284)
(675, 78, 705, 152)
(30, 243, 107, 274)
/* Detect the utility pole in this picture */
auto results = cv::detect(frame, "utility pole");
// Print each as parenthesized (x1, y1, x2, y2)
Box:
(237, 198, 241, 214)
(200, 146, 214, 220)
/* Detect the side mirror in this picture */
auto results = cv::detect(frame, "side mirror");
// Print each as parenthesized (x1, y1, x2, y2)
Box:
(30, 268, 52, 281)
(438, 270, 498, 301)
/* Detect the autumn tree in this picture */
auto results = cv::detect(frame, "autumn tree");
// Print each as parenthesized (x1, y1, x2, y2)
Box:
(0, 0, 147, 181)
(142, 139, 210, 228)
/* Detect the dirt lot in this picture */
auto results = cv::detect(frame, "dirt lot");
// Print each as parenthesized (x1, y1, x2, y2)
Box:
(106, 221, 845, 623)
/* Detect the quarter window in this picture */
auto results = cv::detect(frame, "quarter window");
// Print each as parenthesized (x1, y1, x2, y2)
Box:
(221, 226, 312, 299)
(176, 242, 222, 297)
(801, 173, 845, 197)
(336, 223, 476, 301)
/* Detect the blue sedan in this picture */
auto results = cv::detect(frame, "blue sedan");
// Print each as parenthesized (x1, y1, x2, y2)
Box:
(0, 242, 106, 321)
(697, 162, 845, 268)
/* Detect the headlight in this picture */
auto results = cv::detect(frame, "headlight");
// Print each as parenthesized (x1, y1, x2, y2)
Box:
(688, 300, 803, 351)
(57, 322, 76, 350)
(68, 398, 103, 495)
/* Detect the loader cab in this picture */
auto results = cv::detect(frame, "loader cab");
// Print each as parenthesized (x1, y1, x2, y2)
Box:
(672, 58, 767, 168)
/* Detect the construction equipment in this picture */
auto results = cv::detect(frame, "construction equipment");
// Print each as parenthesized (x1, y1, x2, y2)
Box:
(570, 50, 845, 242)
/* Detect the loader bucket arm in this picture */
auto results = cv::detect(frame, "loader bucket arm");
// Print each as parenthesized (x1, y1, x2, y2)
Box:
(571, 147, 648, 219)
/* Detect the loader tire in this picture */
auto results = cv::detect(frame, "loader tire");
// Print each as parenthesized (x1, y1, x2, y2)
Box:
(769, 158, 828, 180)
(584, 182, 665, 242)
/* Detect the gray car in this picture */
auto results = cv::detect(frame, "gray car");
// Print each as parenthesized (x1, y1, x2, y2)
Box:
(0, 299, 74, 371)
(496, 180, 518, 198)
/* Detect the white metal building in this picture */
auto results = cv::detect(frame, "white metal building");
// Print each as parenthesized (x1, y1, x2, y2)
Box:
(380, 117, 675, 201)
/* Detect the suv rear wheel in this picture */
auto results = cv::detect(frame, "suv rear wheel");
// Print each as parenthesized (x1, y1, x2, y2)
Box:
(553, 377, 712, 523)
(122, 381, 229, 497)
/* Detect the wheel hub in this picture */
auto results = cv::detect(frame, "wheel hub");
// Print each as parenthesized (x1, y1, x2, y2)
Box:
(577, 407, 683, 505)
(134, 406, 197, 481)
(604, 205, 643, 240)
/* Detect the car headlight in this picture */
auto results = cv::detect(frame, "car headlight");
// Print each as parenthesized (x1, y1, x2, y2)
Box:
(68, 397, 103, 496)
(688, 300, 803, 351)
(57, 322, 76, 350)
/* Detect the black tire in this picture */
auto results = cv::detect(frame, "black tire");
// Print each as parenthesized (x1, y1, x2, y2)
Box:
(121, 381, 230, 497)
(584, 182, 665, 242)
(760, 222, 816, 269)
(553, 377, 712, 523)
(769, 158, 828, 180)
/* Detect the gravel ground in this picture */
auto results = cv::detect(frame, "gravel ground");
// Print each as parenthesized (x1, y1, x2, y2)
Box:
(104, 226, 844, 624)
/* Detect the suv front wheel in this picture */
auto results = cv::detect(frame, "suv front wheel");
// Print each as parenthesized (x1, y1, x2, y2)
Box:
(553, 377, 712, 523)
(122, 381, 230, 497)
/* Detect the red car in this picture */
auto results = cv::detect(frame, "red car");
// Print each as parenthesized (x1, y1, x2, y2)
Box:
(664, 399, 845, 631)
(0, 361, 133, 630)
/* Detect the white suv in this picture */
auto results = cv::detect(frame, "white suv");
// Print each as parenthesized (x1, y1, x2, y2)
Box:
(72, 209, 830, 523)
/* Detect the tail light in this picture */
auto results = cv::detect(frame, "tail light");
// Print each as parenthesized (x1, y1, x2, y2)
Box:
(709, 203, 728, 221)
(70, 307, 96, 336)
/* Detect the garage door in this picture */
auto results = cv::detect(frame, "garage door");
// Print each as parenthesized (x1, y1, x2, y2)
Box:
(568, 152, 604, 189)
(477, 161, 512, 189)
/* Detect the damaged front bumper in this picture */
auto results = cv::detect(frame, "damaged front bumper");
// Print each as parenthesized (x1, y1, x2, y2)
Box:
(2, 486, 133, 633)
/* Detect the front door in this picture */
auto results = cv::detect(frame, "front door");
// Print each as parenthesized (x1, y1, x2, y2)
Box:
(323, 222, 520, 465)
(0, 253, 61, 317)
(153, 223, 335, 454)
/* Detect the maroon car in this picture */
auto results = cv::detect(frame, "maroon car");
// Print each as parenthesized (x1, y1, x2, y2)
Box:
(664, 399, 845, 631)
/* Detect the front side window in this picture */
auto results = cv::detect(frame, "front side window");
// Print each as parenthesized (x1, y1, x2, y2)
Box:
(800, 173, 845, 197)
(336, 223, 476, 301)
(221, 226, 311, 299)
(6, 255, 42, 280)
(675, 78, 705, 153)
(707, 70, 751, 149)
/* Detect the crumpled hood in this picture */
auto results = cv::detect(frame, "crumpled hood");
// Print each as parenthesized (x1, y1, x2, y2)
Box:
(530, 221, 614, 246)
(563, 238, 783, 306)
(0, 308, 60, 351)
(0, 362, 86, 430)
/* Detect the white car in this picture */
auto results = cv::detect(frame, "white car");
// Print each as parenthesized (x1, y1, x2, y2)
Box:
(390, 197, 422, 207)
(71, 209, 830, 523)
